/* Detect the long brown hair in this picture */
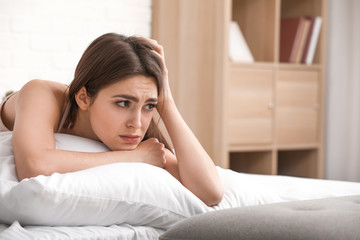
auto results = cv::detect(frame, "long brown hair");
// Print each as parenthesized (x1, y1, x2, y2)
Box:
(65, 33, 171, 149)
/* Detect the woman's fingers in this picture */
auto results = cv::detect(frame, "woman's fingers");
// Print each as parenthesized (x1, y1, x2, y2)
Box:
(139, 36, 173, 110)
(139, 37, 167, 74)
(137, 138, 167, 167)
(151, 50, 167, 73)
(140, 36, 165, 57)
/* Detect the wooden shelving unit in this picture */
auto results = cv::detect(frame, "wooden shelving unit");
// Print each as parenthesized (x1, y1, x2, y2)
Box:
(152, 0, 327, 178)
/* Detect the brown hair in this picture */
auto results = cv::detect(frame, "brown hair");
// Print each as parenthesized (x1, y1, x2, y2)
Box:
(65, 33, 171, 149)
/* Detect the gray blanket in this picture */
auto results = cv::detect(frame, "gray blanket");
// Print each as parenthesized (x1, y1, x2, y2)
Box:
(160, 195, 360, 240)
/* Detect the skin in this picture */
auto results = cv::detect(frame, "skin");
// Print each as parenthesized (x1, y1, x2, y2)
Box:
(1, 38, 224, 206)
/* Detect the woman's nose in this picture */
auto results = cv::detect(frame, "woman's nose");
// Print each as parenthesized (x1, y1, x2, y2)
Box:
(126, 110, 142, 129)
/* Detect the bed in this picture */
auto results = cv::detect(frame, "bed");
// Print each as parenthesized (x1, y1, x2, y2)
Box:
(1, 131, 360, 240)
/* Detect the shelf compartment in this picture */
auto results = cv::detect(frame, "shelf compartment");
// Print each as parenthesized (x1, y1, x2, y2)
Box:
(281, 0, 323, 18)
(280, 0, 325, 65)
(231, 0, 277, 62)
(278, 149, 319, 178)
(230, 150, 275, 175)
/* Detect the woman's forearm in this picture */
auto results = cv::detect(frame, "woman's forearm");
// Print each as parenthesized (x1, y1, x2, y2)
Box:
(160, 99, 223, 206)
(15, 149, 135, 181)
(14, 137, 168, 181)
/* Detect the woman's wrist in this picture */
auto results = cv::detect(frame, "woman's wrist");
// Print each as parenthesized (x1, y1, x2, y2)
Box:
(157, 95, 175, 117)
(157, 87, 174, 110)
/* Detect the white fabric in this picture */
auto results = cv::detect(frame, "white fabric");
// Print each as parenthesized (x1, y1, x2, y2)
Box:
(326, 0, 360, 182)
(1, 131, 360, 239)
(215, 168, 360, 210)
(0, 222, 164, 240)
(0, 132, 207, 230)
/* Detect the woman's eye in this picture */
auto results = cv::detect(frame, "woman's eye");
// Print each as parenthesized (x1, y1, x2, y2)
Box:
(145, 104, 157, 111)
(116, 100, 130, 108)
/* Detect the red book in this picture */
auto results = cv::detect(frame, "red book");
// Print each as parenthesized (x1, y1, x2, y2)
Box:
(280, 17, 306, 63)
(295, 19, 311, 63)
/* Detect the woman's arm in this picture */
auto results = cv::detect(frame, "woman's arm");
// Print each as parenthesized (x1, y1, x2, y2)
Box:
(150, 40, 224, 206)
(161, 99, 224, 206)
(11, 80, 166, 181)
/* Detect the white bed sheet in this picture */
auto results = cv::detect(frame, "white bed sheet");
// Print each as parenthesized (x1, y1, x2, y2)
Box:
(0, 222, 164, 240)
(214, 168, 360, 210)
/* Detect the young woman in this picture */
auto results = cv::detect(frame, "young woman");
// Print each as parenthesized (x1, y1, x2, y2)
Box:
(0, 33, 223, 206)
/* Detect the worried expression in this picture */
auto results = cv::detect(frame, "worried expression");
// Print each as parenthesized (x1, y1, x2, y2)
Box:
(86, 75, 158, 151)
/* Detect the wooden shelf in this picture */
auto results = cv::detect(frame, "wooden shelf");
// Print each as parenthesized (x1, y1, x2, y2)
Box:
(231, 62, 322, 71)
(152, 0, 326, 178)
(230, 62, 276, 69)
(278, 63, 322, 70)
(229, 145, 274, 152)
(277, 144, 319, 151)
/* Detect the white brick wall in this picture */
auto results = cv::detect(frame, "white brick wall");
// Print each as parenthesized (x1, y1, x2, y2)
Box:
(0, 0, 153, 99)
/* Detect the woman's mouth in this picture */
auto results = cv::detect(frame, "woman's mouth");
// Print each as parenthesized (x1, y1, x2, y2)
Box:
(119, 135, 141, 143)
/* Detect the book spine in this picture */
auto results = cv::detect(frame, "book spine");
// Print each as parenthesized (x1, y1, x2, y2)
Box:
(289, 17, 306, 63)
(305, 17, 323, 65)
(295, 19, 311, 63)
(301, 17, 315, 63)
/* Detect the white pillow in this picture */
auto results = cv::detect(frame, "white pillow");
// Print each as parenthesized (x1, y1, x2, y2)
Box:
(0, 132, 208, 229)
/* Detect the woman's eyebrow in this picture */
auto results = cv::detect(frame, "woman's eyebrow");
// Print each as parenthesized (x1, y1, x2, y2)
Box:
(112, 94, 158, 103)
(146, 98, 158, 103)
(113, 94, 138, 102)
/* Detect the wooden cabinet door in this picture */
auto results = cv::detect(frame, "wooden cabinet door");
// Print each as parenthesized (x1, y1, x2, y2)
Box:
(228, 68, 274, 145)
(276, 70, 319, 145)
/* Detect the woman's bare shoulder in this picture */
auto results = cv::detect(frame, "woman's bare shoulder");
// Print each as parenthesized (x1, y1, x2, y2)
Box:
(17, 80, 68, 105)
(2, 80, 68, 130)
(21, 79, 68, 94)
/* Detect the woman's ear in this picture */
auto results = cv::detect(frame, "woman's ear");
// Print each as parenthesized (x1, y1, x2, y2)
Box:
(75, 87, 91, 111)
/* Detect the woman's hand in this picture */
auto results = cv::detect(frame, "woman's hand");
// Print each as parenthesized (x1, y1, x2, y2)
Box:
(142, 37, 173, 111)
(134, 138, 167, 168)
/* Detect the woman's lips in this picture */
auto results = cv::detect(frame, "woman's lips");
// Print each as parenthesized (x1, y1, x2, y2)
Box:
(120, 135, 141, 143)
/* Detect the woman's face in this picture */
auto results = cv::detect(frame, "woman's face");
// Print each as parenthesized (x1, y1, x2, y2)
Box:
(88, 75, 158, 151)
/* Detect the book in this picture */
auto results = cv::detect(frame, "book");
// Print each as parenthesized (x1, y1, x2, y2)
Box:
(295, 18, 311, 63)
(301, 17, 316, 63)
(280, 17, 307, 63)
(302, 16, 322, 65)
(229, 21, 254, 62)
